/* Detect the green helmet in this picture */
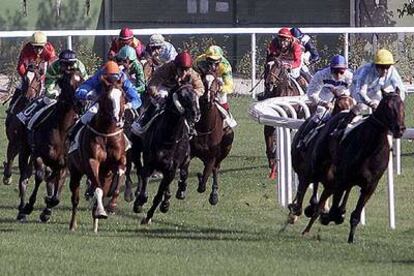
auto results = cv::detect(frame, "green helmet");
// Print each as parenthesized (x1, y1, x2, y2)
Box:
(117, 45, 137, 61)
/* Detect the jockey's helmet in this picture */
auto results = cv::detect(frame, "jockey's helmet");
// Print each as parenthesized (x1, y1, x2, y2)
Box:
(290, 27, 303, 38)
(59, 49, 77, 62)
(330, 55, 347, 69)
(174, 52, 193, 69)
(205, 45, 223, 62)
(149, 34, 165, 47)
(30, 31, 47, 47)
(103, 61, 121, 83)
(117, 45, 137, 61)
(374, 49, 395, 65)
(278, 28, 293, 39)
(119, 27, 134, 41)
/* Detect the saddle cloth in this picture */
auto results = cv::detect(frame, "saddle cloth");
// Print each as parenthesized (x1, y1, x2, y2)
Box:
(215, 102, 237, 128)
(16, 98, 57, 130)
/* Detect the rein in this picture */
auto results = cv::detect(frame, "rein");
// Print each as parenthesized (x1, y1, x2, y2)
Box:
(86, 124, 123, 137)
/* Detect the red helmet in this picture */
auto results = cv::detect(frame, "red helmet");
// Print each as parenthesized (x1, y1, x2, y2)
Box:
(278, 27, 292, 38)
(174, 52, 193, 69)
(119, 27, 134, 40)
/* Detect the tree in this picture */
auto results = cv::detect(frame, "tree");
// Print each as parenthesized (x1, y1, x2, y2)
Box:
(21, 0, 91, 17)
(397, 0, 414, 17)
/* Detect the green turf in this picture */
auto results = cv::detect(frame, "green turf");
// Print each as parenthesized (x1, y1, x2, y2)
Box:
(0, 96, 413, 275)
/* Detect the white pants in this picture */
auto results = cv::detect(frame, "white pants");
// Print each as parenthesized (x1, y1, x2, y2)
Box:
(216, 92, 228, 105)
(312, 106, 331, 122)
(289, 67, 301, 79)
(80, 103, 99, 124)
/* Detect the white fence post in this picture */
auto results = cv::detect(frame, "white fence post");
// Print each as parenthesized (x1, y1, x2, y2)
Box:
(251, 33, 257, 99)
(67, 35, 72, 50)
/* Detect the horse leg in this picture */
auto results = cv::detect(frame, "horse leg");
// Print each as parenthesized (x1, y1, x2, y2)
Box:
(124, 150, 134, 202)
(287, 176, 309, 222)
(87, 159, 107, 220)
(160, 183, 172, 213)
(302, 188, 332, 235)
(16, 148, 33, 221)
(197, 159, 215, 194)
(348, 187, 375, 243)
(209, 166, 219, 205)
(133, 166, 150, 213)
(3, 138, 20, 185)
(21, 157, 45, 217)
(107, 164, 126, 214)
(45, 168, 66, 208)
(320, 188, 345, 225)
(338, 187, 352, 217)
(176, 159, 190, 200)
(141, 172, 174, 225)
(304, 183, 320, 218)
(264, 125, 277, 179)
(69, 170, 82, 231)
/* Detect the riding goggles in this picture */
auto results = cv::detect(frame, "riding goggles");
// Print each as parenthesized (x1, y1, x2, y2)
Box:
(105, 73, 121, 83)
(332, 68, 346, 75)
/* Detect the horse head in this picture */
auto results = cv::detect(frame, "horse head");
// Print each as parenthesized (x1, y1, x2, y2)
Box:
(99, 78, 126, 127)
(264, 57, 294, 98)
(331, 89, 355, 115)
(57, 69, 84, 105)
(21, 67, 42, 100)
(201, 74, 221, 108)
(374, 88, 405, 138)
(170, 84, 201, 124)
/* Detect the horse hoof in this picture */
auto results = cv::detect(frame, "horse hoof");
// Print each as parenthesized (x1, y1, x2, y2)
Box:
(133, 203, 144, 214)
(22, 204, 34, 215)
(45, 197, 60, 208)
(3, 176, 12, 185)
(304, 205, 317, 218)
(124, 189, 134, 203)
(16, 213, 27, 223)
(140, 217, 152, 225)
(39, 213, 50, 223)
(106, 205, 117, 215)
(288, 203, 302, 216)
(94, 208, 108, 219)
(319, 213, 331, 225)
(209, 192, 219, 206)
(175, 189, 186, 200)
(288, 214, 298, 224)
(159, 201, 170, 213)
(334, 215, 345, 225)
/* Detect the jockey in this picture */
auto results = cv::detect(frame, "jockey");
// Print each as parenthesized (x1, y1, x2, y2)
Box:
(70, 61, 141, 140)
(9, 31, 57, 110)
(193, 45, 237, 128)
(116, 45, 146, 95)
(266, 28, 306, 92)
(290, 27, 320, 82)
(131, 51, 203, 135)
(16, 49, 89, 125)
(298, 55, 353, 148)
(108, 27, 145, 60)
(351, 49, 406, 114)
(144, 34, 178, 67)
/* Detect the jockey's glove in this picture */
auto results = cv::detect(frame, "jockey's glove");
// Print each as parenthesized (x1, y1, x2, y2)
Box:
(125, 102, 133, 110)
(367, 100, 379, 110)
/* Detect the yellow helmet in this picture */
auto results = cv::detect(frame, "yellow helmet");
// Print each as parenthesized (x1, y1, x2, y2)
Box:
(30, 31, 47, 47)
(205, 45, 223, 61)
(374, 49, 395, 65)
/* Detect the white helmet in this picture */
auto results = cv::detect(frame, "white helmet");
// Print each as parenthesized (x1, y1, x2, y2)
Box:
(149, 34, 165, 47)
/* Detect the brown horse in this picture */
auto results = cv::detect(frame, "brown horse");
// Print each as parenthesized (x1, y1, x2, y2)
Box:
(68, 80, 126, 233)
(259, 58, 301, 179)
(302, 91, 405, 243)
(176, 74, 234, 205)
(3, 69, 42, 186)
(288, 94, 355, 223)
(131, 84, 200, 224)
(17, 70, 84, 222)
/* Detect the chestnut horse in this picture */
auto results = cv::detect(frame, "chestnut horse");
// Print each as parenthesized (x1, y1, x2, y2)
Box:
(302, 91, 405, 243)
(17, 70, 84, 222)
(259, 58, 301, 179)
(288, 94, 355, 223)
(68, 80, 126, 233)
(131, 84, 200, 224)
(176, 74, 234, 205)
(3, 69, 42, 186)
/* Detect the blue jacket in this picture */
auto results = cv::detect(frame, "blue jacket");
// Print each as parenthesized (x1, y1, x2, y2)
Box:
(75, 69, 141, 109)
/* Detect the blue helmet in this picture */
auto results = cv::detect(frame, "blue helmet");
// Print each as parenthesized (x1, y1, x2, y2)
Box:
(59, 49, 77, 62)
(330, 55, 347, 69)
(290, 27, 303, 38)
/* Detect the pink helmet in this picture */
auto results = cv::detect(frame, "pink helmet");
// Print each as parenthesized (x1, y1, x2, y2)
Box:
(174, 52, 193, 69)
(278, 27, 292, 38)
(119, 27, 134, 40)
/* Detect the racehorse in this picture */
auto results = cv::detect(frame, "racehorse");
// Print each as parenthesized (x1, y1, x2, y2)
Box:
(302, 91, 405, 243)
(68, 79, 127, 233)
(288, 94, 355, 223)
(259, 58, 302, 179)
(132, 84, 200, 224)
(17, 70, 84, 222)
(3, 68, 42, 186)
(176, 74, 234, 205)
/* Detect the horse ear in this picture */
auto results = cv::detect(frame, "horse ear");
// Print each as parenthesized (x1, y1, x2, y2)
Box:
(381, 88, 386, 98)
(395, 86, 400, 95)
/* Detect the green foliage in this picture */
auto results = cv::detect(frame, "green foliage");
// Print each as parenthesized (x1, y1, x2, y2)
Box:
(397, 1, 414, 17)
(73, 42, 103, 75)
(237, 37, 272, 79)
(179, 36, 229, 59)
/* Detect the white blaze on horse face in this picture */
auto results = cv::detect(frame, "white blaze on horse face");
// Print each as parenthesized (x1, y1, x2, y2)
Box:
(205, 74, 215, 102)
(109, 88, 122, 122)
(26, 71, 35, 83)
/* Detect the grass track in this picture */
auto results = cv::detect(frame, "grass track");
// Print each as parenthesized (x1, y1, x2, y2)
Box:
(0, 96, 413, 275)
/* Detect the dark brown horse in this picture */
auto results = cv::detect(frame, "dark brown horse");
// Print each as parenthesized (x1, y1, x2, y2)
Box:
(302, 91, 405, 243)
(176, 74, 234, 205)
(17, 70, 84, 222)
(131, 84, 200, 224)
(3, 69, 42, 186)
(68, 80, 127, 233)
(259, 58, 301, 179)
(288, 94, 355, 223)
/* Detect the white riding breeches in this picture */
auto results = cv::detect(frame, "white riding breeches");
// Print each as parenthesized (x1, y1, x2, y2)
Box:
(80, 103, 99, 124)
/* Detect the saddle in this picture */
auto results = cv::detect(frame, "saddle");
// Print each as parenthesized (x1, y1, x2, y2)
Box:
(16, 98, 57, 130)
